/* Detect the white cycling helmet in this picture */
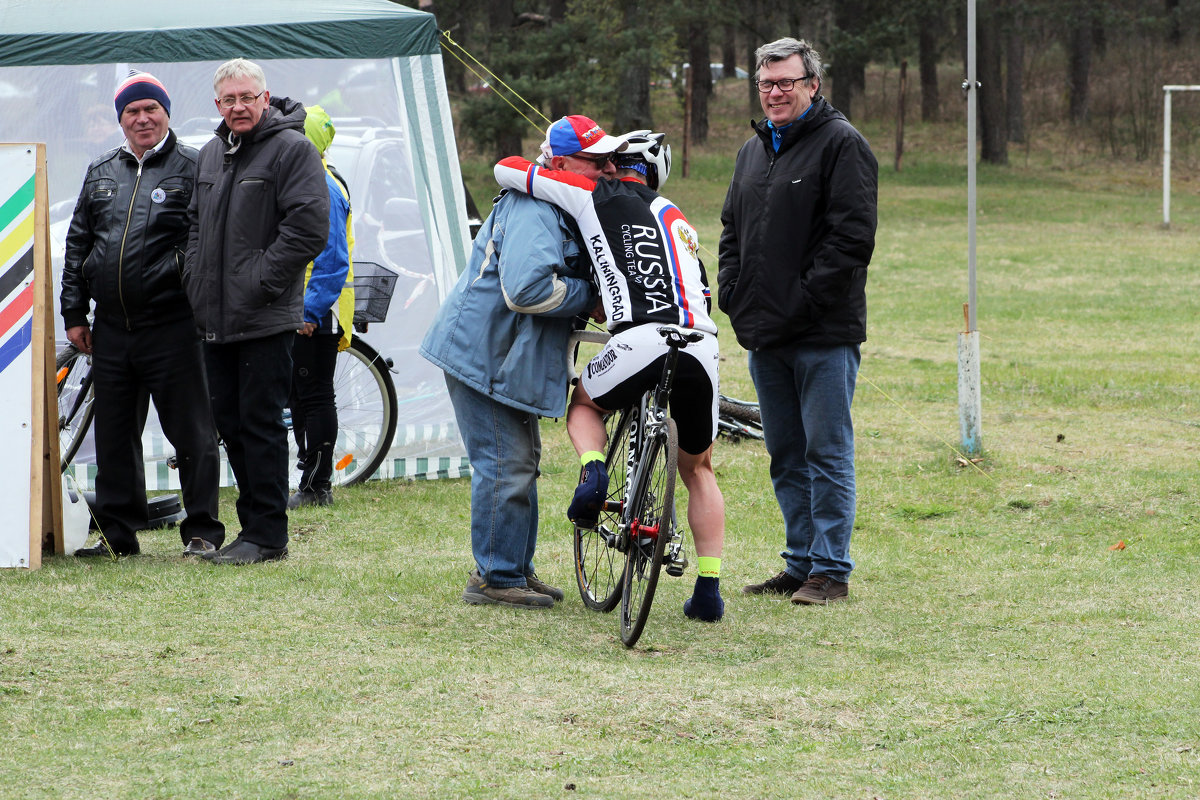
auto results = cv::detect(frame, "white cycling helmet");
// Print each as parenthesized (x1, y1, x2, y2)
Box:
(613, 129, 671, 191)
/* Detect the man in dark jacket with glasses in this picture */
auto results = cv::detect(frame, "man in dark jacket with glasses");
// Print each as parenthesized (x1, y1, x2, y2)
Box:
(719, 37, 878, 606)
(185, 58, 329, 565)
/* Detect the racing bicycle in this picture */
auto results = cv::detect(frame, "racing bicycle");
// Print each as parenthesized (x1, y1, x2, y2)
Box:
(570, 325, 704, 648)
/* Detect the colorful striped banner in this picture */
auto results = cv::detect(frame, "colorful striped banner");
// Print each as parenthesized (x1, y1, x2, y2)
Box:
(0, 148, 37, 568)
(0, 172, 35, 376)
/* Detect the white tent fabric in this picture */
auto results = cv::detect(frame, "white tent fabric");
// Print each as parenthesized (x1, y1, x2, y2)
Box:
(0, 53, 470, 488)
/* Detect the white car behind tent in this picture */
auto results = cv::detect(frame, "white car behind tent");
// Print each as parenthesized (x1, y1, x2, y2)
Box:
(0, 0, 473, 487)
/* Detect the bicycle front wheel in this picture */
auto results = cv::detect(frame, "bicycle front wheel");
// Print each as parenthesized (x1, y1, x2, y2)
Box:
(329, 338, 398, 486)
(574, 409, 632, 612)
(718, 397, 762, 427)
(56, 345, 95, 472)
(619, 417, 678, 648)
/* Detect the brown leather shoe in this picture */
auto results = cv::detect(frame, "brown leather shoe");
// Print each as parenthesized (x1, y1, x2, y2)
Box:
(742, 570, 804, 596)
(462, 569, 553, 608)
(524, 572, 564, 602)
(791, 574, 849, 605)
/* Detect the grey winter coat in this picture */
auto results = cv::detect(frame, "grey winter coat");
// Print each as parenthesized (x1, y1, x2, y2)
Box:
(184, 97, 329, 343)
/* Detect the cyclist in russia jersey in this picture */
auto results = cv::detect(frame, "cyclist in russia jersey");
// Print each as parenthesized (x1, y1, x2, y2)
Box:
(496, 147, 727, 625)
(494, 157, 715, 336)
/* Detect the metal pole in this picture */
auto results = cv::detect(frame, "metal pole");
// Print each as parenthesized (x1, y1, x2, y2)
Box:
(1160, 86, 1200, 228)
(1163, 87, 1172, 228)
(958, 0, 982, 456)
(966, 0, 977, 334)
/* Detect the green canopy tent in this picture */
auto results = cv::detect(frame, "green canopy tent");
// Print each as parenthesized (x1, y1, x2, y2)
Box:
(0, 0, 472, 485)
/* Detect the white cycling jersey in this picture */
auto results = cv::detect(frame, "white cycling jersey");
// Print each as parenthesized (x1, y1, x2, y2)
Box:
(494, 157, 716, 336)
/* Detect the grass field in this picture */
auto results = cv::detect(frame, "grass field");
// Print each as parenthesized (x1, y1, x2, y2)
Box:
(3, 83, 1199, 798)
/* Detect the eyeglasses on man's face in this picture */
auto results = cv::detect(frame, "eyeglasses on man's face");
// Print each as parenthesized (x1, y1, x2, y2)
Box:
(567, 152, 616, 167)
(218, 91, 266, 109)
(756, 77, 810, 93)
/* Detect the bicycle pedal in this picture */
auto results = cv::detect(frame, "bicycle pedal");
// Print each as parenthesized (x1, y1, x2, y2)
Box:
(665, 549, 688, 577)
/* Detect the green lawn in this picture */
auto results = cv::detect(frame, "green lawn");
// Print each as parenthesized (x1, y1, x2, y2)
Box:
(3, 103, 1199, 797)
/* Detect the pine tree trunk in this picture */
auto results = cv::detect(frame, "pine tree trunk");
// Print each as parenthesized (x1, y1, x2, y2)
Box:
(1005, 24, 1025, 143)
(548, 0, 568, 120)
(978, 12, 1007, 164)
(1068, 14, 1092, 123)
(687, 24, 712, 143)
(613, 0, 653, 131)
(722, 24, 737, 80)
(919, 20, 940, 122)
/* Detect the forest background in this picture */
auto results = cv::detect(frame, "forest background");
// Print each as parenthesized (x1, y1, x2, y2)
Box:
(426, 0, 1200, 168)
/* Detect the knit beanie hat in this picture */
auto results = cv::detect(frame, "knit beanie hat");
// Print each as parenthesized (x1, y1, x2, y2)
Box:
(114, 71, 171, 120)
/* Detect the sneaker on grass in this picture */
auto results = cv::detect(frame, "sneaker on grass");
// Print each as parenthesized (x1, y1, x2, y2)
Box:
(462, 569, 554, 609)
(524, 571, 564, 602)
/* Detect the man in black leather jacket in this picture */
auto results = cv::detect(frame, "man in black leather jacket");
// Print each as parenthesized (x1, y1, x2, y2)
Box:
(719, 38, 878, 606)
(62, 71, 225, 559)
(185, 58, 329, 565)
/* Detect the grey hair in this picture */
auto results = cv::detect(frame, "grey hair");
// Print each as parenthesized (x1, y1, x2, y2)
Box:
(212, 58, 266, 97)
(755, 37, 823, 88)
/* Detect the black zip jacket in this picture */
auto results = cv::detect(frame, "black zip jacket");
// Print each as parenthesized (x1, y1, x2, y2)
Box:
(184, 97, 329, 344)
(60, 130, 197, 331)
(717, 97, 878, 351)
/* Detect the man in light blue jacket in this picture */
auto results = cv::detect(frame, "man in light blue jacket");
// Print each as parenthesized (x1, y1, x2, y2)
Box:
(421, 115, 622, 609)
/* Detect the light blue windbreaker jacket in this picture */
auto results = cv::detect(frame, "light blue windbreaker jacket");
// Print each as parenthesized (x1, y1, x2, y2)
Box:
(420, 190, 595, 417)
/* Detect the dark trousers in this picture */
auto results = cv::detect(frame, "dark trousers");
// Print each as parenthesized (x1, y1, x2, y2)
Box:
(290, 332, 340, 493)
(90, 316, 224, 549)
(204, 331, 294, 549)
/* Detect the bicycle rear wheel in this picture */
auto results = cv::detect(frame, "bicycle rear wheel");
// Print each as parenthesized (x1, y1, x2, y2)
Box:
(329, 338, 398, 486)
(574, 409, 632, 612)
(56, 345, 95, 472)
(619, 417, 678, 647)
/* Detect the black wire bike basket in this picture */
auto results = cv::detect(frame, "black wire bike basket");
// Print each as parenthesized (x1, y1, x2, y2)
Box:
(351, 261, 399, 328)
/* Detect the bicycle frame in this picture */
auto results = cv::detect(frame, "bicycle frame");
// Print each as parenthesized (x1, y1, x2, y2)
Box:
(619, 336, 687, 547)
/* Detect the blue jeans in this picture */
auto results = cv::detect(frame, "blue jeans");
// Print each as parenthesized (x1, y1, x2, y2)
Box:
(748, 343, 860, 582)
(444, 375, 540, 588)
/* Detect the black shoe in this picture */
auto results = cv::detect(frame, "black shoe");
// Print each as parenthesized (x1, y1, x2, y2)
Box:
(74, 537, 139, 558)
(205, 538, 288, 565)
(742, 569, 804, 596)
(182, 538, 219, 558)
(287, 489, 334, 509)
